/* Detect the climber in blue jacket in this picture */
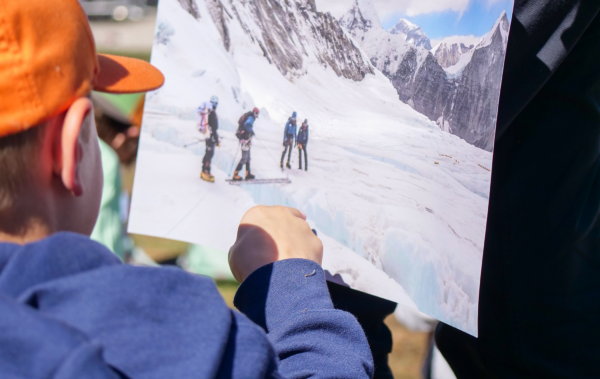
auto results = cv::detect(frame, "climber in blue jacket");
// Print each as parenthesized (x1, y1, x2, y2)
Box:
(280, 112, 297, 170)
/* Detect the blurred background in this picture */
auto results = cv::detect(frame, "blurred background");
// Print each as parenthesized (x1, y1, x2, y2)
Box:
(83, 1, 450, 377)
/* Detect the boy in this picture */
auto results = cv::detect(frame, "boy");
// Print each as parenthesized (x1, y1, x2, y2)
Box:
(0, 1, 372, 378)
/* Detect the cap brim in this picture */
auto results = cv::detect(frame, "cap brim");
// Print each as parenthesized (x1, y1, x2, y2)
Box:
(94, 54, 164, 94)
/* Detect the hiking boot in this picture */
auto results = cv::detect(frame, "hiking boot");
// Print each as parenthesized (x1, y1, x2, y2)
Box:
(232, 171, 243, 181)
(245, 171, 256, 180)
(200, 171, 215, 182)
(298, 164, 302, 170)
(286, 162, 291, 169)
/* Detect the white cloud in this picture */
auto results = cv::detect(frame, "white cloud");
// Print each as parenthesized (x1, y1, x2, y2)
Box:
(397, 0, 471, 17)
(315, 0, 472, 19)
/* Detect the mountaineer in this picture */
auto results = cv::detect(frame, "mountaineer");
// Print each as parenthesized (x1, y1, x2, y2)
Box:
(200, 96, 220, 182)
(297, 119, 309, 171)
(280, 112, 297, 170)
(233, 107, 259, 181)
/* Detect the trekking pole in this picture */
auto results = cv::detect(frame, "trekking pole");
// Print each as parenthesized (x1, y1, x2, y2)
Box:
(254, 135, 291, 179)
(254, 135, 281, 168)
(228, 142, 240, 177)
(183, 139, 202, 148)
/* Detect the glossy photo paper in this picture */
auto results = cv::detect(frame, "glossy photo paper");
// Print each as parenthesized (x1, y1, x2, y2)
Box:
(129, 0, 514, 336)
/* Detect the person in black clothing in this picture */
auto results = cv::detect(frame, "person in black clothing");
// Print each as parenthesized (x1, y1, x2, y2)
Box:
(297, 119, 309, 171)
(435, 2, 600, 378)
(201, 95, 219, 182)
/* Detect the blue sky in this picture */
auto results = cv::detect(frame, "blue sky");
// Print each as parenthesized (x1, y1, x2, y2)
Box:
(382, 0, 513, 40)
(316, 0, 514, 41)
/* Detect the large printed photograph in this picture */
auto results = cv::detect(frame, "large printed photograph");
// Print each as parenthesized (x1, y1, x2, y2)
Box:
(129, 0, 514, 336)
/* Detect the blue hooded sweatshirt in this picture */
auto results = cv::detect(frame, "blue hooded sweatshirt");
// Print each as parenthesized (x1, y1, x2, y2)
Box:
(0, 233, 373, 378)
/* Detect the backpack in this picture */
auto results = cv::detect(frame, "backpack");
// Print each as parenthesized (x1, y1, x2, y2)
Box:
(285, 118, 296, 136)
(197, 102, 212, 133)
(236, 111, 254, 140)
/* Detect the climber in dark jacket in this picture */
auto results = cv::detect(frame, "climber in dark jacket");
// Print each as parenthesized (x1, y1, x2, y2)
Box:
(201, 95, 220, 182)
(280, 112, 297, 170)
(296, 119, 309, 171)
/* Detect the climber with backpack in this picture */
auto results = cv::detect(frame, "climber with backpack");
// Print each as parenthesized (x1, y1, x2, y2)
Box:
(297, 119, 309, 171)
(280, 111, 297, 169)
(200, 96, 220, 182)
(233, 107, 260, 181)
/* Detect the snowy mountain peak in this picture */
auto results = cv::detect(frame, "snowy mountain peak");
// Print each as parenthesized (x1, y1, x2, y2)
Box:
(340, 0, 382, 33)
(477, 11, 510, 50)
(439, 12, 509, 75)
(395, 18, 417, 30)
(389, 19, 432, 50)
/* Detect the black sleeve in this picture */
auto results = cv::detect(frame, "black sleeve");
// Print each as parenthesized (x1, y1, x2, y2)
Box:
(437, 4, 600, 378)
(209, 112, 219, 140)
(327, 281, 396, 379)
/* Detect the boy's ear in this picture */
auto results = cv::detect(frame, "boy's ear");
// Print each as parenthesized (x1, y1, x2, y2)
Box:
(57, 97, 92, 196)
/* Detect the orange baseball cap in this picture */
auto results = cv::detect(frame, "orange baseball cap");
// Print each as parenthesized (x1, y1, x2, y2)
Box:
(0, 0, 165, 138)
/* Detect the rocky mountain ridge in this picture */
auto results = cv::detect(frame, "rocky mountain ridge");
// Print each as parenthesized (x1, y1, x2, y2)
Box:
(341, 0, 509, 151)
(183, 0, 373, 81)
(434, 42, 473, 68)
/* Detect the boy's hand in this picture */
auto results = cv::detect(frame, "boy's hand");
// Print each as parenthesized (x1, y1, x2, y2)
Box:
(229, 206, 323, 283)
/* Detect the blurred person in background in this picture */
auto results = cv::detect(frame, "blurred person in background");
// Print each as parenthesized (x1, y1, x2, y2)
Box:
(90, 92, 145, 260)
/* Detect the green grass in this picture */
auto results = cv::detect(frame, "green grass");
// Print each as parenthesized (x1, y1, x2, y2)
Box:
(216, 280, 240, 309)
(97, 50, 152, 62)
(94, 92, 144, 117)
(130, 233, 190, 263)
